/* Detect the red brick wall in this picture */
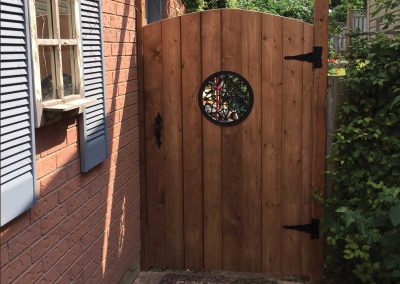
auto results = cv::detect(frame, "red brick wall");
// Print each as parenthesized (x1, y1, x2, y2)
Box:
(0, 1, 141, 283)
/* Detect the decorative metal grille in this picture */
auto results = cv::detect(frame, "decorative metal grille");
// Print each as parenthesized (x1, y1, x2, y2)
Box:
(198, 71, 253, 126)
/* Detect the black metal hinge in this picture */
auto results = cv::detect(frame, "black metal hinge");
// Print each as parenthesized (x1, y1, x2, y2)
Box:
(284, 46, 323, 69)
(283, 218, 320, 239)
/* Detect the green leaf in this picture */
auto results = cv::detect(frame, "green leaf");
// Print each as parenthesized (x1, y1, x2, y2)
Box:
(391, 95, 400, 109)
(389, 206, 400, 226)
(344, 214, 355, 228)
(335, 207, 348, 213)
(393, 270, 400, 278)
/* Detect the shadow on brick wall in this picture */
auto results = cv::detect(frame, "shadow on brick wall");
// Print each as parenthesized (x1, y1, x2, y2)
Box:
(0, 1, 140, 283)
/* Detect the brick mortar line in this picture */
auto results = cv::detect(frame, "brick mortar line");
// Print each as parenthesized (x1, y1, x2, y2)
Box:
(2, 3, 145, 280)
(74, 205, 140, 283)
(31, 178, 139, 284)
(108, 120, 139, 140)
(2, 156, 138, 268)
(106, 78, 139, 86)
(65, 194, 140, 282)
(35, 122, 137, 161)
(3, 139, 139, 274)
(108, 128, 140, 150)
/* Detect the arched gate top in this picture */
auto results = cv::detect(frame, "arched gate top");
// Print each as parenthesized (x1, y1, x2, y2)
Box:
(143, 8, 314, 30)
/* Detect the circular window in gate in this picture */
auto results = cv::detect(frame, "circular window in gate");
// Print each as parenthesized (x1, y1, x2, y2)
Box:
(198, 71, 254, 126)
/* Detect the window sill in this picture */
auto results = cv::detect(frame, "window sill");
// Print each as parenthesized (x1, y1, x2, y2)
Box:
(43, 97, 97, 112)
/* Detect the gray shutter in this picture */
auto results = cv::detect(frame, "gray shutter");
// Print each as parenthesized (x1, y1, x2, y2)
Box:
(79, 0, 108, 172)
(1, 0, 37, 226)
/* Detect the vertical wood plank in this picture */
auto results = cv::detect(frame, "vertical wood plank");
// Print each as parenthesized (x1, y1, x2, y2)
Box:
(281, 18, 303, 275)
(53, 1, 64, 98)
(136, 0, 147, 269)
(201, 9, 223, 271)
(142, 9, 323, 277)
(312, 0, 329, 282)
(301, 23, 314, 276)
(261, 14, 283, 275)
(29, 0, 43, 125)
(181, 13, 203, 269)
(241, 11, 262, 273)
(162, 17, 184, 269)
(72, 0, 84, 99)
(221, 9, 243, 272)
(143, 22, 166, 268)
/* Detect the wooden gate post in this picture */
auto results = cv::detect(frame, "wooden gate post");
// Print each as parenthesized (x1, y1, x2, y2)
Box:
(136, 0, 147, 270)
(312, 0, 329, 283)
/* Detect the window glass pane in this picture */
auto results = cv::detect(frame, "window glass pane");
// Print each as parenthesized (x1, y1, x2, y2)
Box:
(59, 0, 73, 39)
(39, 46, 57, 101)
(35, 0, 53, 39)
(146, 0, 163, 24)
(61, 46, 78, 96)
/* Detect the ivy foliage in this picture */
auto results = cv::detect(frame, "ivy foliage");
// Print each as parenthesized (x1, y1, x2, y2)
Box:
(180, 0, 314, 22)
(180, 0, 226, 12)
(324, 31, 400, 283)
(228, 0, 314, 23)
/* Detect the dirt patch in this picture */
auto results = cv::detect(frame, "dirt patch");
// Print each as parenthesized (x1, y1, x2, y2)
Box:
(133, 270, 309, 284)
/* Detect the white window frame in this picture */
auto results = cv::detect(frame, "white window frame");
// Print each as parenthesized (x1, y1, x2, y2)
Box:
(29, 0, 94, 127)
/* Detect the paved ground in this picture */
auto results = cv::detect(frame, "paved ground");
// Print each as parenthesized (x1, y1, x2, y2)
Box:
(133, 270, 309, 284)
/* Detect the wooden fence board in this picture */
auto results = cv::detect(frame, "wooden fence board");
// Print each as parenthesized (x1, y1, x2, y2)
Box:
(261, 13, 283, 274)
(143, 22, 166, 268)
(312, 1, 329, 282)
(301, 23, 314, 276)
(281, 17, 304, 275)
(241, 11, 262, 273)
(162, 17, 184, 268)
(142, 9, 326, 280)
(201, 9, 223, 271)
(181, 13, 203, 269)
(221, 9, 243, 272)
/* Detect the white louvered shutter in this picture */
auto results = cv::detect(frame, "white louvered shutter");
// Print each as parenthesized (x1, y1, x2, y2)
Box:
(79, 0, 108, 172)
(1, 0, 37, 226)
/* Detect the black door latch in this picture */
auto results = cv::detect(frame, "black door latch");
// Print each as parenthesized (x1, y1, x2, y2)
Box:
(154, 112, 162, 148)
(283, 218, 320, 239)
(284, 46, 323, 69)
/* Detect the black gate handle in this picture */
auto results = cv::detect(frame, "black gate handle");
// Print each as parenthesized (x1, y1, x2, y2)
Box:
(155, 113, 162, 148)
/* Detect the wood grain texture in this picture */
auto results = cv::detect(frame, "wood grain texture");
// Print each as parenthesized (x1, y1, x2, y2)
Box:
(221, 9, 243, 272)
(281, 17, 303, 276)
(301, 23, 314, 276)
(162, 17, 184, 269)
(53, 1, 64, 99)
(312, 1, 329, 282)
(181, 13, 203, 269)
(29, 0, 43, 125)
(72, 0, 84, 100)
(143, 22, 166, 268)
(261, 13, 283, 275)
(141, 9, 324, 277)
(201, 9, 223, 271)
(241, 11, 262, 273)
(136, 0, 147, 269)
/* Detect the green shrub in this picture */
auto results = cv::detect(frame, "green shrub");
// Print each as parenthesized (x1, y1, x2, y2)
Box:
(324, 33, 400, 283)
(180, 0, 228, 12)
(228, 0, 314, 23)
(180, 0, 314, 23)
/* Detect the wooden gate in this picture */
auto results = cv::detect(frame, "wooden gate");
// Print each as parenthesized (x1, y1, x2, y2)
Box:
(142, 9, 326, 279)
